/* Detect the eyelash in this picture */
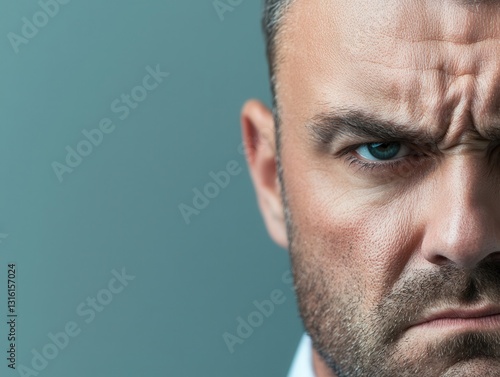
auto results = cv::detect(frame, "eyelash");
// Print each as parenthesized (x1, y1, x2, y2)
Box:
(344, 153, 406, 172)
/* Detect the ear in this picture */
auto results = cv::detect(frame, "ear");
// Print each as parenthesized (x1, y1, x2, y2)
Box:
(241, 99, 288, 249)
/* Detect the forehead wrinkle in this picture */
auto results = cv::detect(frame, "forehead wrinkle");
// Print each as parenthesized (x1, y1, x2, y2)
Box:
(275, 0, 500, 149)
(349, 39, 500, 148)
(347, 62, 452, 129)
(353, 36, 500, 77)
(347, 1, 500, 74)
(387, 0, 500, 43)
(342, 64, 500, 150)
(470, 64, 500, 131)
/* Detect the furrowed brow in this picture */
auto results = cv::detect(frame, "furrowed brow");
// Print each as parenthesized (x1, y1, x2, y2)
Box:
(306, 109, 442, 152)
(482, 126, 500, 144)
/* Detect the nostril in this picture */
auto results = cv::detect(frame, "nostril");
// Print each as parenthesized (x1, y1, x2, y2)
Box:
(431, 254, 450, 265)
(485, 251, 500, 261)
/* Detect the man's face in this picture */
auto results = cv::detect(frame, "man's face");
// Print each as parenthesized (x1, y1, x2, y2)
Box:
(243, 0, 500, 376)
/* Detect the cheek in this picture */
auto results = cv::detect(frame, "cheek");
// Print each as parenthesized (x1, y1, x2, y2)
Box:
(286, 166, 419, 308)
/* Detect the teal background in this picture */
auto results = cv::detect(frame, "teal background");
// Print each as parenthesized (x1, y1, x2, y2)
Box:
(0, 1, 303, 376)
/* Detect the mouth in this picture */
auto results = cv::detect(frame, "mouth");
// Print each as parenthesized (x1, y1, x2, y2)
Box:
(407, 305, 500, 332)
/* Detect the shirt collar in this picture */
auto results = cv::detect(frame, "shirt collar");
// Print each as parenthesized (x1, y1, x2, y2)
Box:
(287, 333, 316, 377)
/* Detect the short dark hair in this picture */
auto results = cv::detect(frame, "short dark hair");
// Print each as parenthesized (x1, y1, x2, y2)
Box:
(262, 0, 294, 112)
(262, 0, 295, 244)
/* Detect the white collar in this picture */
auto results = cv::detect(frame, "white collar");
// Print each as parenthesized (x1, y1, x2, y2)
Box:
(287, 333, 316, 377)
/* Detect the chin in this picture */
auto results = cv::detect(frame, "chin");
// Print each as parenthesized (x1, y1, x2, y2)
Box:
(439, 358, 500, 377)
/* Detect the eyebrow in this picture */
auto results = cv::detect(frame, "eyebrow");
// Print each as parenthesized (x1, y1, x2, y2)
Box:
(306, 109, 444, 152)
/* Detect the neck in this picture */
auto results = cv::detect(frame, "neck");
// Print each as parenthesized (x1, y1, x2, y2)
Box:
(312, 347, 338, 377)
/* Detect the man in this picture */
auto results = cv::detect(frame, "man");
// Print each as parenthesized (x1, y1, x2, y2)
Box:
(241, 0, 500, 376)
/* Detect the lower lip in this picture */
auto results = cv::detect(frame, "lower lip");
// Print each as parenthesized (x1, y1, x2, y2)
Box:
(411, 313, 500, 331)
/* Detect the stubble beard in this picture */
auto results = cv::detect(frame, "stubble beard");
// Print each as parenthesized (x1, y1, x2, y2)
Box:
(279, 177, 500, 377)
(286, 222, 500, 377)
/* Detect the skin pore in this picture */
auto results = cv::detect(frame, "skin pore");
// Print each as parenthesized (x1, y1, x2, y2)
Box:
(242, 0, 500, 376)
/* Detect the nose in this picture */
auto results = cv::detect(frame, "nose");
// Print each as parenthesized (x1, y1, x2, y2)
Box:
(421, 155, 500, 269)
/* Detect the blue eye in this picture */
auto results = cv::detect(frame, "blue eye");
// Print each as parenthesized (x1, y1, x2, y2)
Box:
(356, 142, 410, 161)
